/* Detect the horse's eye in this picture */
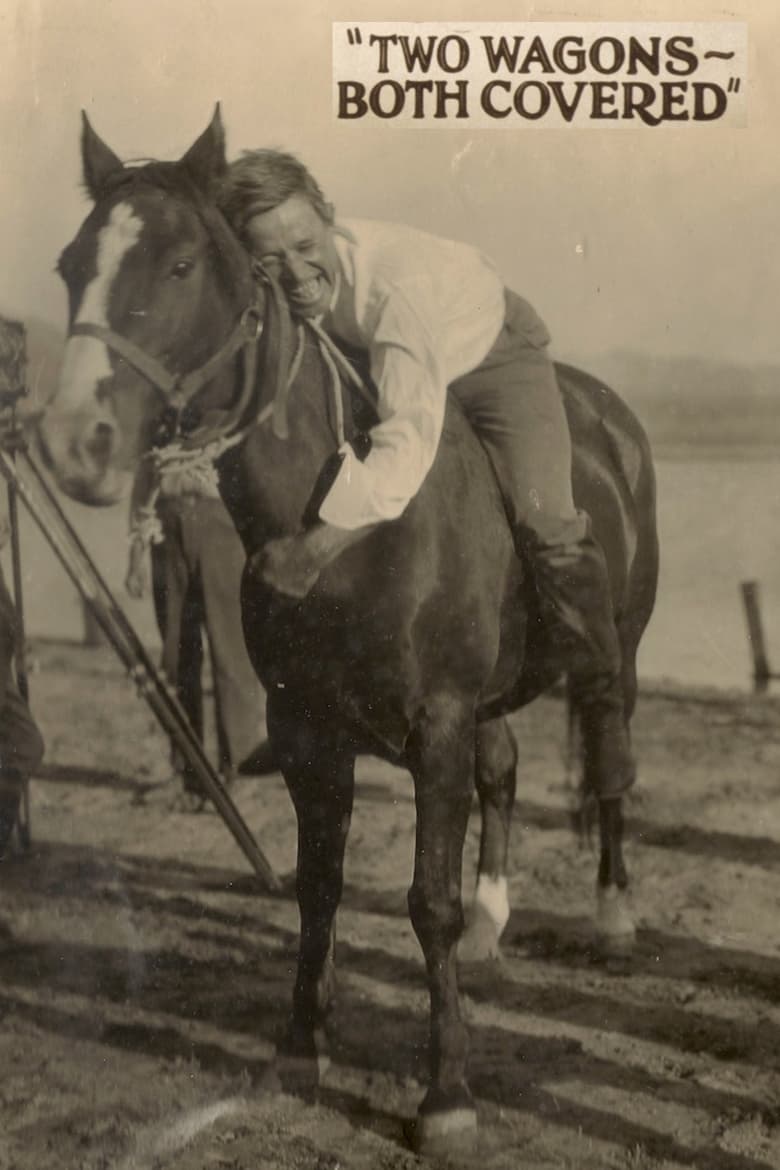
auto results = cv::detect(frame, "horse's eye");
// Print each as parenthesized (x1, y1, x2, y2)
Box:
(170, 259, 194, 279)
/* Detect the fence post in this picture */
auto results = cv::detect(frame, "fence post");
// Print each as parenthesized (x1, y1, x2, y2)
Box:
(741, 580, 770, 692)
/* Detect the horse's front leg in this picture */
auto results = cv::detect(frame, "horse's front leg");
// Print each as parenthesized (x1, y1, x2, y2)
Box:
(405, 694, 478, 1155)
(266, 696, 356, 1087)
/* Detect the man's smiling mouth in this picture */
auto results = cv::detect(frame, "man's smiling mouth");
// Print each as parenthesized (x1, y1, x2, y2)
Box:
(288, 277, 322, 306)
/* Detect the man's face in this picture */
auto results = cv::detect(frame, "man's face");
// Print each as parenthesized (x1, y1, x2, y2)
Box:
(245, 193, 338, 319)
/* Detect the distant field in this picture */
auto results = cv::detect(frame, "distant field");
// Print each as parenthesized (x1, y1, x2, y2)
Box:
(574, 348, 780, 451)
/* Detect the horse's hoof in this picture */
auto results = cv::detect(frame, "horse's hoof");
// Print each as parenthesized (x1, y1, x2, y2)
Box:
(459, 904, 503, 965)
(405, 1094, 478, 1157)
(273, 1026, 331, 1094)
(273, 1050, 331, 1094)
(595, 885, 636, 958)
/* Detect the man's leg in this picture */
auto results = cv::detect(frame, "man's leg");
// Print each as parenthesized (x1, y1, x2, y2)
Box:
(0, 683, 44, 857)
(153, 503, 205, 786)
(188, 500, 265, 781)
(0, 566, 43, 856)
(450, 292, 633, 798)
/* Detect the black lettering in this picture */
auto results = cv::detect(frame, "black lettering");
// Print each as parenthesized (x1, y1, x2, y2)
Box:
(547, 80, 588, 122)
(405, 80, 434, 118)
(552, 36, 586, 74)
(693, 82, 728, 121)
(589, 36, 626, 75)
(662, 81, 689, 121)
(520, 35, 555, 74)
(435, 80, 469, 118)
(398, 35, 436, 73)
(369, 34, 397, 74)
(437, 35, 469, 73)
(337, 81, 367, 119)
(591, 81, 619, 119)
(513, 81, 551, 119)
(626, 36, 661, 76)
(480, 35, 524, 73)
(666, 36, 698, 76)
(622, 82, 662, 126)
(369, 81, 405, 119)
(480, 80, 512, 117)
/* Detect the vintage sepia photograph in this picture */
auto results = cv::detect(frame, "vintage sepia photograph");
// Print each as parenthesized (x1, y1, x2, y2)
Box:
(0, 2, 777, 1167)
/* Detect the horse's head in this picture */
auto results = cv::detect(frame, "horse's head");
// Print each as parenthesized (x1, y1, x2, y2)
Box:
(40, 106, 254, 504)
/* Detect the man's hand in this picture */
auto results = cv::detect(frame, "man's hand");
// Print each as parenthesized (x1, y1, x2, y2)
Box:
(250, 534, 323, 600)
(249, 522, 377, 601)
(125, 538, 149, 600)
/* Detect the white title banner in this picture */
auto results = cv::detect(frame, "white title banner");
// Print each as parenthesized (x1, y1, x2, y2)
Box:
(332, 22, 747, 128)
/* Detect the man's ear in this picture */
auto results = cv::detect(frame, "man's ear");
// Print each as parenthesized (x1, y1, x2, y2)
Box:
(81, 112, 124, 201)
(180, 103, 227, 195)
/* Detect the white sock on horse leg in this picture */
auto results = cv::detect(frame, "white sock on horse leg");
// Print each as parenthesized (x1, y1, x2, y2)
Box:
(473, 874, 510, 935)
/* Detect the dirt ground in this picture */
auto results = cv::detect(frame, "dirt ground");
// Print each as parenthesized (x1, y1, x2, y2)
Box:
(1, 640, 779, 1170)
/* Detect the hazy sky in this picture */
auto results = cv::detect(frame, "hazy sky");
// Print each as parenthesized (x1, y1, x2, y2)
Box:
(1, 0, 777, 370)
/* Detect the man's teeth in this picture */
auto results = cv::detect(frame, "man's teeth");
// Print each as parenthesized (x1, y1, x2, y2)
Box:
(292, 279, 320, 302)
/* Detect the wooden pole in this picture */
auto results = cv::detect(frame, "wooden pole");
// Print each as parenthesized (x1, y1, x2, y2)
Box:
(6, 473, 31, 848)
(741, 580, 770, 692)
(0, 447, 280, 891)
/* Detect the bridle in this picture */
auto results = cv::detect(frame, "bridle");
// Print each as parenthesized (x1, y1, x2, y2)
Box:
(69, 262, 376, 489)
(68, 261, 315, 452)
(70, 298, 265, 437)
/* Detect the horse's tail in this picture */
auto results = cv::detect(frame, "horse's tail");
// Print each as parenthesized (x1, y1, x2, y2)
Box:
(563, 676, 599, 845)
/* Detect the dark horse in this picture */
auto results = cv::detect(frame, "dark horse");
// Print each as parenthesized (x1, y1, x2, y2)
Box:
(41, 110, 658, 1153)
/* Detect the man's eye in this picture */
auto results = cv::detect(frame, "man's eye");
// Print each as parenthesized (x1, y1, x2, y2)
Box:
(170, 259, 194, 279)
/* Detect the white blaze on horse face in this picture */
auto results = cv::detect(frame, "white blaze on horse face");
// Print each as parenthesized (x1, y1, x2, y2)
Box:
(57, 202, 143, 411)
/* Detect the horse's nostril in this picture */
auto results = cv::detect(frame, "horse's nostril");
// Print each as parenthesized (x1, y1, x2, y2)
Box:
(85, 420, 115, 464)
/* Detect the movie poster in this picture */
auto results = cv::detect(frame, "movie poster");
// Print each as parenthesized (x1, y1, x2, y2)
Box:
(0, 3, 778, 1167)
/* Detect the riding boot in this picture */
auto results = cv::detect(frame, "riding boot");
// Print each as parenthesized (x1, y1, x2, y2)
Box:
(0, 769, 24, 860)
(522, 526, 635, 799)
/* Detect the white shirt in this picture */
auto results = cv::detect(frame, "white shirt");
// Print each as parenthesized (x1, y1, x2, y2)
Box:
(319, 218, 505, 530)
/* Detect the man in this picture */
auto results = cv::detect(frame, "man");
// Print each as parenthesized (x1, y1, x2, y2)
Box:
(126, 453, 272, 797)
(0, 549, 43, 857)
(0, 317, 44, 855)
(217, 151, 633, 795)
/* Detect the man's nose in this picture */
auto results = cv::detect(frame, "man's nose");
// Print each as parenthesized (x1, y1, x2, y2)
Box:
(282, 252, 310, 284)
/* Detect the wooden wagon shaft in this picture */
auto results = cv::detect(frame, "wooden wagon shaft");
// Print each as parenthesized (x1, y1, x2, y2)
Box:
(0, 446, 280, 892)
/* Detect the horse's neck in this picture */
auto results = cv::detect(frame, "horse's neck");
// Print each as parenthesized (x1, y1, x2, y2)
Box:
(220, 325, 348, 549)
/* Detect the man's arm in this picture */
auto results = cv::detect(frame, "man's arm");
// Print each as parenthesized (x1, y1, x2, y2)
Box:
(319, 287, 449, 529)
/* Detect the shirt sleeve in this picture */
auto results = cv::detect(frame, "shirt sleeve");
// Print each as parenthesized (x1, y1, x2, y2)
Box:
(319, 283, 448, 530)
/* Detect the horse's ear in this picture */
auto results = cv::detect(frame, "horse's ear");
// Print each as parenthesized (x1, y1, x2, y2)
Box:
(179, 104, 226, 194)
(81, 112, 124, 201)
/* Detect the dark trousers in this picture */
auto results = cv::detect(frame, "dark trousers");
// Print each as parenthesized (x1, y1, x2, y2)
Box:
(150, 496, 262, 778)
(450, 290, 588, 548)
(0, 568, 43, 779)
